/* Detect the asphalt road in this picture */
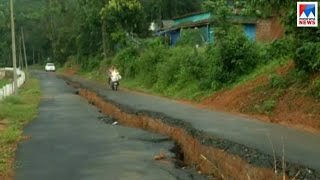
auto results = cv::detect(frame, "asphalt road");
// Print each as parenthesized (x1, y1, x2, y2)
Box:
(63, 75, 320, 173)
(14, 72, 205, 180)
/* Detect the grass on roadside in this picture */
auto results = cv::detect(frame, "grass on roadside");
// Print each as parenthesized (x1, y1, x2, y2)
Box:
(60, 57, 289, 102)
(121, 59, 289, 102)
(0, 78, 41, 179)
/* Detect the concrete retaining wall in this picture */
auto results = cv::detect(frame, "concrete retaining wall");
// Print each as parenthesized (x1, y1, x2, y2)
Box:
(0, 68, 26, 101)
(0, 69, 5, 79)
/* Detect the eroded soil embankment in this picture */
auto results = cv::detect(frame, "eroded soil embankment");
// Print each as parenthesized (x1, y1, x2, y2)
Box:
(80, 89, 275, 180)
(73, 86, 320, 180)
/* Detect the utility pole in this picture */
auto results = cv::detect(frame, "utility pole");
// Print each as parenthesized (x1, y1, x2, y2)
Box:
(10, 0, 18, 94)
(21, 27, 29, 80)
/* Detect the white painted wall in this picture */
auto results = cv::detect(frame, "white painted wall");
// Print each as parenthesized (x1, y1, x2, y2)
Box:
(0, 68, 26, 101)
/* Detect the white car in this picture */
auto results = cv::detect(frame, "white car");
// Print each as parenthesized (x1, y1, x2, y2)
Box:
(45, 63, 56, 72)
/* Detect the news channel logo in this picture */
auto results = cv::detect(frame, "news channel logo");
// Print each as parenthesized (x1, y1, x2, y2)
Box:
(297, 2, 318, 27)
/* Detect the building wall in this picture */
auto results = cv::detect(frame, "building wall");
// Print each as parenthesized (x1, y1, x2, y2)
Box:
(164, 17, 283, 45)
(256, 17, 284, 43)
(169, 24, 255, 46)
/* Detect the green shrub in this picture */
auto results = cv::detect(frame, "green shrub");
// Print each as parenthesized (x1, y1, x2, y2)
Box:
(294, 42, 320, 73)
(268, 69, 310, 90)
(261, 100, 276, 114)
(80, 56, 101, 71)
(198, 46, 224, 90)
(269, 74, 288, 89)
(109, 25, 265, 97)
(267, 36, 295, 59)
(204, 26, 260, 87)
(175, 47, 206, 86)
(311, 79, 320, 99)
(137, 41, 167, 87)
(112, 47, 139, 78)
(176, 29, 205, 46)
(154, 46, 187, 92)
(286, 69, 309, 85)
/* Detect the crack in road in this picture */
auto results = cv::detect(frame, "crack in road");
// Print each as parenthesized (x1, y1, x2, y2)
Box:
(15, 71, 207, 180)
(61, 74, 320, 179)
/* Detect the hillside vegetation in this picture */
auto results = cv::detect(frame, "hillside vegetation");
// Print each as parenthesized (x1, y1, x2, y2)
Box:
(63, 1, 320, 131)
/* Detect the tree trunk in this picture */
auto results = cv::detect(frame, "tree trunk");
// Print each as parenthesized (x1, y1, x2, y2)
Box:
(38, 52, 40, 64)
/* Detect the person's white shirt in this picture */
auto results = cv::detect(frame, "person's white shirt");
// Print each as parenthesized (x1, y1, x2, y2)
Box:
(111, 71, 121, 81)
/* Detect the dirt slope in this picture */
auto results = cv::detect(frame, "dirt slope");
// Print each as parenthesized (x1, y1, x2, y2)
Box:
(202, 63, 320, 133)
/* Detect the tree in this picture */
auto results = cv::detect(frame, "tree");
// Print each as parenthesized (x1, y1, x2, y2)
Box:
(0, 1, 11, 67)
(140, 0, 203, 23)
(203, 0, 232, 42)
(100, 0, 146, 50)
(101, 0, 146, 34)
(0, 0, 207, 67)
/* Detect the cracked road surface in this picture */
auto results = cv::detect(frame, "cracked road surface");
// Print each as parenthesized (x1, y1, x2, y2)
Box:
(62, 74, 320, 173)
(14, 72, 205, 180)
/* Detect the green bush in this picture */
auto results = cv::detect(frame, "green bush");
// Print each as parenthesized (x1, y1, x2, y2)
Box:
(268, 69, 310, 90)
(154, 45, 208, 93)
(286, 69, 309, 85)
(137, 41, 167, 87)
(269, 74, 288, 89)
(108, 25, 264, 98)
(206, 26, 260, 86)
(261, 100, 276, 114)
(176, 29, 205, 46)
(112, 47, 139, 78)
(267, 36, 295, 59)
(175, 48, 205, 85)
(311, 79, 320, 99)
(294, 42, 320, 73)
(197, 46, 223, 90)
(80, 56, 101, 71)
(154, 46, 188, 92)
